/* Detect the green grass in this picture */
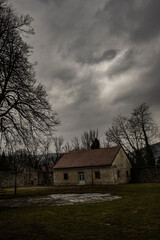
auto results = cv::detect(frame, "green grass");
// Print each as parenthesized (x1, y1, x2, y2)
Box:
(0, 184, 160, 239)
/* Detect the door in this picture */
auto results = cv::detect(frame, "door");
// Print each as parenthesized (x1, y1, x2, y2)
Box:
(78, 172, 85, 185)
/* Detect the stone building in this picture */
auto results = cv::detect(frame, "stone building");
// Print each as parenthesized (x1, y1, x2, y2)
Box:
(53, 146, 132, 185)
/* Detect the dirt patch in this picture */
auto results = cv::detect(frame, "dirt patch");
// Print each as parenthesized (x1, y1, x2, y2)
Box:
(0, 193, 121, 207)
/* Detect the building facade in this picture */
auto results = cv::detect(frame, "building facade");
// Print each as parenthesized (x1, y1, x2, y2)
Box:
(53, 146, 132, 185)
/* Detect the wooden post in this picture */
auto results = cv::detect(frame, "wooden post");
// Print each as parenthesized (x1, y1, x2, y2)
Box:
(14, 166, 17, 195)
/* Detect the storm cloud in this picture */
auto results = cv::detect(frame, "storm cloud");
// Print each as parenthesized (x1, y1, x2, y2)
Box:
(11, 0, 160, 141)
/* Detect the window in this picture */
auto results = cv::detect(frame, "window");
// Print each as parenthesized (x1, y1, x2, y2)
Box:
(95, 171, 100, 179)
(117, 170, 120, 177)
(64, 173, 68, 180)
(126, 171, 129, 177)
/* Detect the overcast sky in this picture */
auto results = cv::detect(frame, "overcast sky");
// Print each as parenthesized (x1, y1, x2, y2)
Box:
(11, 0, 160, 142)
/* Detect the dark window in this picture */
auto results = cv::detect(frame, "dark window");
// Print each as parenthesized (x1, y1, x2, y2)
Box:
(64, 173, 68, 180)
(95, 171, 100, 179)
(126, 171, 129, 177)
(117, 171, 120, 177)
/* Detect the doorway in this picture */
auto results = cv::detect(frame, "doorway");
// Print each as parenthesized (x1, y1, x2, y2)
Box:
(78, 172, 85, 185)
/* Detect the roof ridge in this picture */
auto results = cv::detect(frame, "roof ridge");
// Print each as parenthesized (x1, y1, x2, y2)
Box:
(63, 145, 120, 154)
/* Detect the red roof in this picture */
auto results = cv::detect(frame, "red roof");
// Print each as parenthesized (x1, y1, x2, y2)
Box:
(53, 146, 121, 169)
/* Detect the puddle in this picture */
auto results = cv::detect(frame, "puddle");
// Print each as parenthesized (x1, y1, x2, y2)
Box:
(0, 193, 121, 207)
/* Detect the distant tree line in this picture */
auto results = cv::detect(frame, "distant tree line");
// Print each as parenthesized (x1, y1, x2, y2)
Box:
(56, 129, 101, 153)
(0, 148, 57, 171)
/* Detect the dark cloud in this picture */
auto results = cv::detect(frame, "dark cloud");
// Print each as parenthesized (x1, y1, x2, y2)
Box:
(131, 1, 160, 43)
(73, 48, 118, 64)
(107, 49, 135, 77)
(38, 0, 64, 5)
(101, 49, 118, 61)
(112, 51, 160, 108)
(53, 67, 77, 82)
(52, 0, 64, 6)
(38, 0, 50, 3)
(10, 0, 160, 141)
(138, 52, 160, 106)
(96, 0, 160, 43)
(74, 79, 100, 105)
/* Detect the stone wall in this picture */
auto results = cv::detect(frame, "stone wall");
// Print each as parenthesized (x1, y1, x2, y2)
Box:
(0, 169, 38, 187)
(0, 171, 23, 187)
(0, 169, 54, 187)
(131, 167, 160, 183)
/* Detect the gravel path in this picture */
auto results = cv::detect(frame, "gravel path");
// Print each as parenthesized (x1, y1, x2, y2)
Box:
(0, 193, 121, 207)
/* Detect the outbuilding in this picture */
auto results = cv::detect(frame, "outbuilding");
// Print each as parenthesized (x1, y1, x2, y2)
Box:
(53, 146, 132, 185)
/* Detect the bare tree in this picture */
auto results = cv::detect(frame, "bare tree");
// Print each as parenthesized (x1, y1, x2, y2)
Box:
(39, 137, 54, 166)
(72, 136, 81, 151)
(53, 136, 64, 160)
(106, 115, 139, 157)
(62, 130, 99, 152)
(106, 103, 158, 166)
(131, 103, 157, 166)
(100, 137, 110, 148)
(63, 141, 72, 153)
(81, 129, 99, 150)
(0, 0, 59, 152)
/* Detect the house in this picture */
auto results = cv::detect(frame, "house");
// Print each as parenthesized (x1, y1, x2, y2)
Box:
(53, 146, 132, 185)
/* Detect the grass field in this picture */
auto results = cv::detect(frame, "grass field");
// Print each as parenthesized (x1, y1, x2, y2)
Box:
(0, 184, 160, 240)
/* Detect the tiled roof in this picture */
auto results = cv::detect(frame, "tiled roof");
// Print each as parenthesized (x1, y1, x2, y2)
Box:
(53, 146, 121, 169)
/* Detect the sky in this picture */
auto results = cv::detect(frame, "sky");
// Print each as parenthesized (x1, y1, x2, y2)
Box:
(10, 0, 160, 142)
